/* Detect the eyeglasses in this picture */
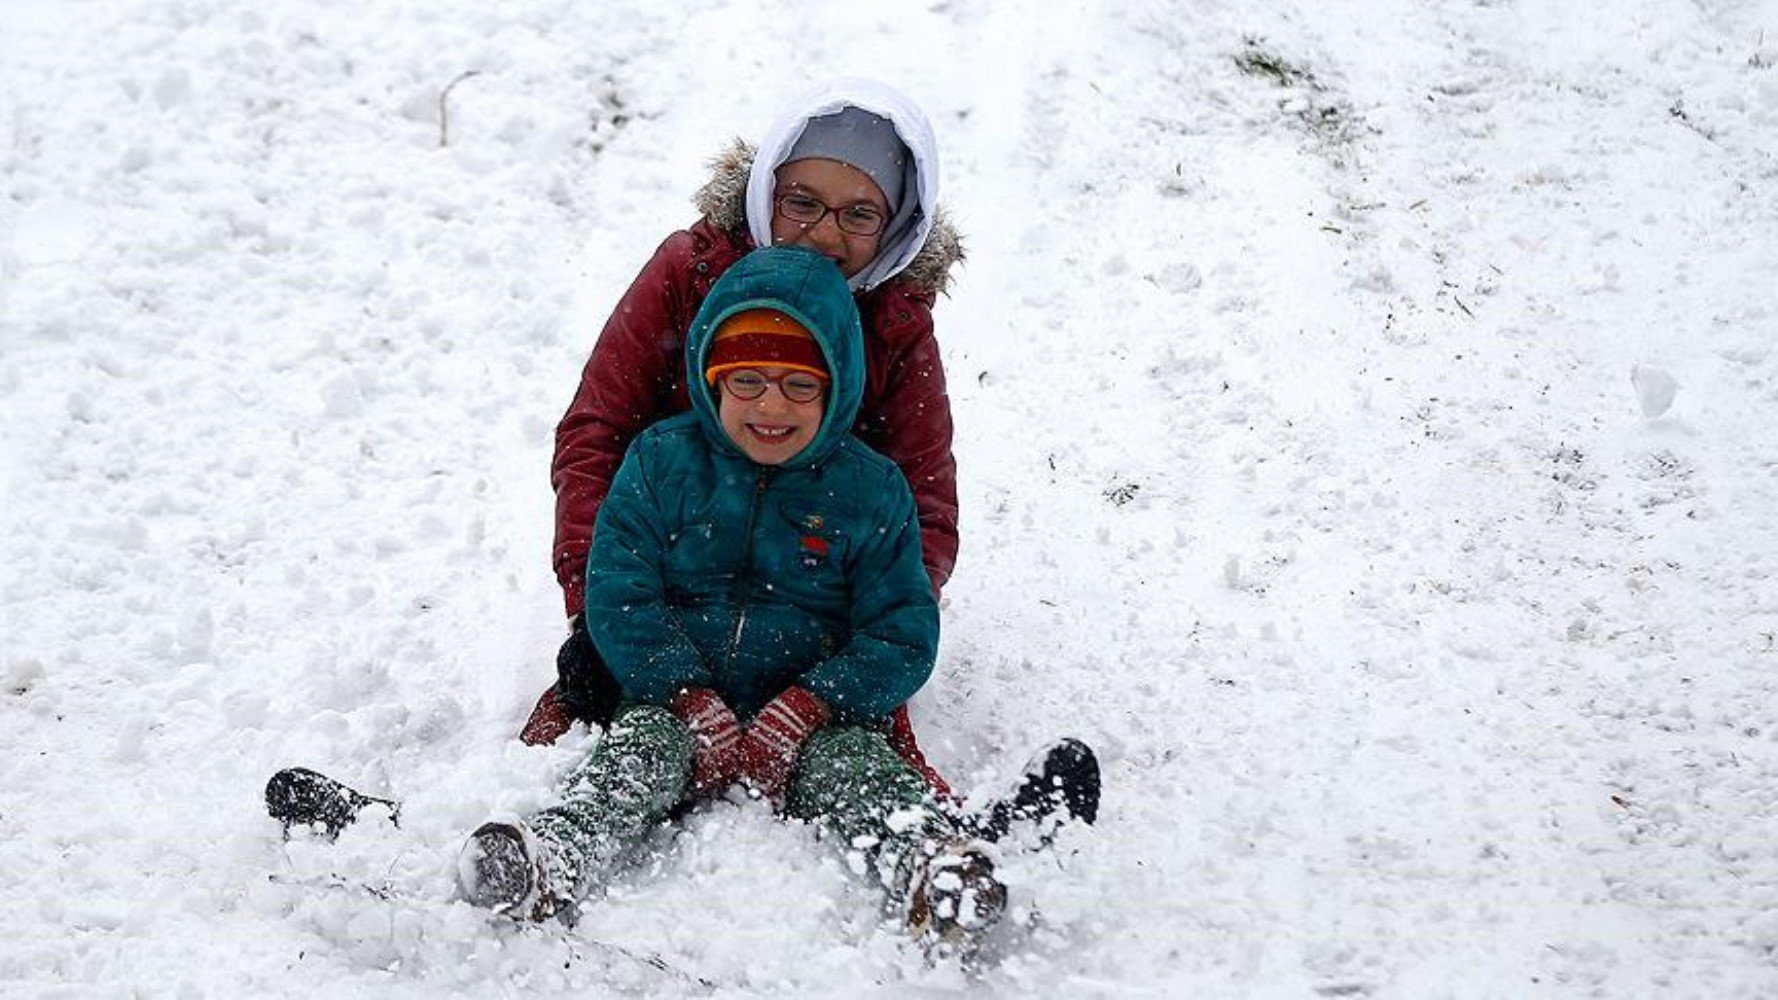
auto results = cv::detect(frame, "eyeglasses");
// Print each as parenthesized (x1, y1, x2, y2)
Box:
(774, 191, 888, 237)
(719, 369, 829, 404)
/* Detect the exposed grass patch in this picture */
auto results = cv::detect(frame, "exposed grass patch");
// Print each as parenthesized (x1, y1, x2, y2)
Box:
(1234, 38, 1317, 88)
(1233, 36, 1365, 154)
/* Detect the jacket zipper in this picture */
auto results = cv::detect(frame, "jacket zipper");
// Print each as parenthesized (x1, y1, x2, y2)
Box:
(720, 470, 772, 685)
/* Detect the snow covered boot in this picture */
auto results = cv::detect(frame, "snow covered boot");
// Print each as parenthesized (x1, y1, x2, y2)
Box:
(264, 767, 399, 839)
(905, 839, 1008, 957)
(963, 738, 1100, 844)
(457, 820, 569, 922)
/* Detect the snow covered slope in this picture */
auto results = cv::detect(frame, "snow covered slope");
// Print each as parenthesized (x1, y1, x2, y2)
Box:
(4, 1, 1776, 996)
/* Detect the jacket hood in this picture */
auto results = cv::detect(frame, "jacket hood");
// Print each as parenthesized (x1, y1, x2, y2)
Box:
(684, 246, 865, 469)
(693, 79, 964, 296)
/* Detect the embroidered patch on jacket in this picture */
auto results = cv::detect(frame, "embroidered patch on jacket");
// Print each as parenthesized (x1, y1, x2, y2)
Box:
(799, 533, 830, 569)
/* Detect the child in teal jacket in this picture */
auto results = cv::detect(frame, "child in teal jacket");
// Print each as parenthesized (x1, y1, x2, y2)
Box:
(459, 246, 1003, 951)
(585, 245, 939, 726)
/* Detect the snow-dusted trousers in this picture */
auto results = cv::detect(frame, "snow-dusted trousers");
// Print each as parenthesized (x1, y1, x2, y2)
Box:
(527, 703, 949, 901)
(527, 704, 694, 896)
(786, 724, 947, 899)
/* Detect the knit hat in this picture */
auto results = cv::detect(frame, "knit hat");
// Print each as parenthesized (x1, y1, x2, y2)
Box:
(784, 105, 911, 214)
(704, 309, 828, 385)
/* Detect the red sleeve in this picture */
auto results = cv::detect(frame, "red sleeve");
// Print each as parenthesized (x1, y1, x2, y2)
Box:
(856, 293, 960, 596)
(551, 231, 701, 616)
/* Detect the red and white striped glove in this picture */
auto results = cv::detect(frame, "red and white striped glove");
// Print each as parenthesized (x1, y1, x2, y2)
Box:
(738, 687, 832, 801)
(669, 687, 743, 798)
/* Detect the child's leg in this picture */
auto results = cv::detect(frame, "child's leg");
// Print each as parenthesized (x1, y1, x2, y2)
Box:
(787, 726, 1009, 947)
(784, 725, 949, 898)
(529, 703, 693, 894)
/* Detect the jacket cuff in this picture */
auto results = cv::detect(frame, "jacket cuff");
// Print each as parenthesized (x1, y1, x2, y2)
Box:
(555, 545, 588, 617)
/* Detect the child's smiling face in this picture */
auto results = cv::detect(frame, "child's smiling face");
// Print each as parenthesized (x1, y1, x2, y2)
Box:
(770, 158, 888, 278)
(717, 366, 827, 465)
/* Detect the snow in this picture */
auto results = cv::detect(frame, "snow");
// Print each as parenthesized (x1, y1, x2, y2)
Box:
(1632, 365, 1679, 419)
(4, 0, 1777, 996)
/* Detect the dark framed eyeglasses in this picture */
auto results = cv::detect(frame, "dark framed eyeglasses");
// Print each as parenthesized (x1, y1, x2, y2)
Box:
(774, 191, 888, 237)
(719, 368, 829, 404)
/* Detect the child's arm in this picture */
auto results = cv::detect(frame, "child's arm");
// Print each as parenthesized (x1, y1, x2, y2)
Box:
(796, 465, 939, 721)
(857, 302, 959, 597)
(580, 432, 713, 705)
(551, 231, 702, 617)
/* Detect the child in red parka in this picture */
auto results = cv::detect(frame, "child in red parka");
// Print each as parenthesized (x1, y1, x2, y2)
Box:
(523, 78, 963, 793)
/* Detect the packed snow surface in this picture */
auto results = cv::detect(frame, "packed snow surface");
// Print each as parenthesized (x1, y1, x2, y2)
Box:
(5, 1, 1778, 996)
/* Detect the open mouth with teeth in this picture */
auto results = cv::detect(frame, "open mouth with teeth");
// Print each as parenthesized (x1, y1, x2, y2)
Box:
(747, 424, 798, 440)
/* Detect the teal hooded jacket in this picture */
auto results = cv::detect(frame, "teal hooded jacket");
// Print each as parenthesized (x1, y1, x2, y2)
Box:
(583, 246, 939, 721)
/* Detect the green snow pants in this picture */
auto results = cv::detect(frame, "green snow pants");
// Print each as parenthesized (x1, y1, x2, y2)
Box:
(786, 724, 944, 897)
(528, 703, 947, 900)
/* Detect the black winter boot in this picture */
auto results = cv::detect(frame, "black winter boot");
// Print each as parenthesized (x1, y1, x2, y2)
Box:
(962, 738, 1101, 844)
(905, 839, 1008, 958)
(457, 820, 568, 921)
(264, 768, 399, 839)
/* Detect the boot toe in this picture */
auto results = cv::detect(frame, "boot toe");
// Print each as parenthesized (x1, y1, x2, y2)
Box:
(907, 841, 1007, 954)
(460, 822, 539, 916)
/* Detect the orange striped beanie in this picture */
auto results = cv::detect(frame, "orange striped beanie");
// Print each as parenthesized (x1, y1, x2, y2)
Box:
(704, 309, 828, 385)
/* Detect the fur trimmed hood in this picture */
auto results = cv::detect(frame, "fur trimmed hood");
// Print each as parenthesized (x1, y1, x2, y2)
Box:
(693, 139, 965, 298)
